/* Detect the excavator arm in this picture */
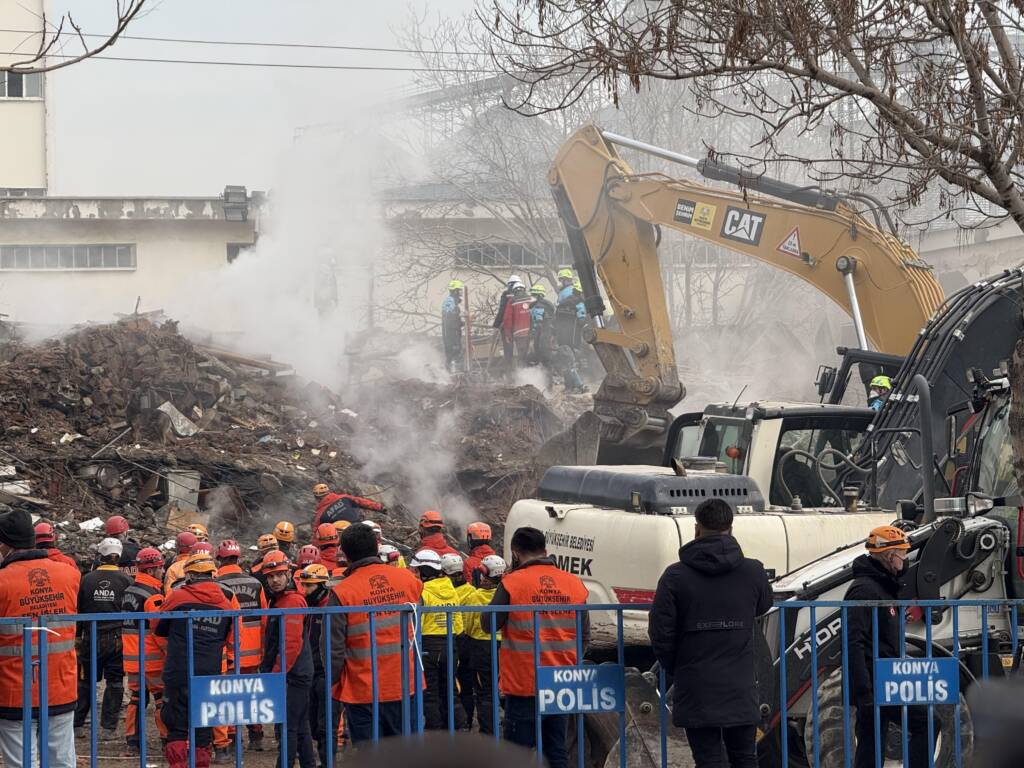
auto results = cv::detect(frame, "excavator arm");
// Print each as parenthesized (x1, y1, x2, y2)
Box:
(546, 125, 945, 463)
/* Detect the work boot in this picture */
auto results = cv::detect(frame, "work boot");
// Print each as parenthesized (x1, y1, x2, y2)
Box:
(99, 727, 119, 742)
(164, 740, 189, 768)
(247, 732, 265, 751)
(213, 743, 234, 763)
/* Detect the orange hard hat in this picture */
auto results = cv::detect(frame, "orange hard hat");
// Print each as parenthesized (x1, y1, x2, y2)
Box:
(314, 523, 340, 548)
(188, 523, 209, 542)
(865, 525, 910, 553)
(183, 552, 217, 575)
(419, 510, 444, 528)
(333, 520, 351, 533)
(261, 550, 291, 575)
(34, 522, 56, 545)
(257, 533, 279, 552)
(313, 483, 330, 498)
(298, 563, 330, 584)
(467, 522, 492, 541)
(274, 521, 296, 543)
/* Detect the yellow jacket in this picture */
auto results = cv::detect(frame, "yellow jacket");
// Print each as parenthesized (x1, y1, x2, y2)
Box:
(420, 576, 464, 636)
(463, 587, 499, 641)
(454, 581, 475, 631)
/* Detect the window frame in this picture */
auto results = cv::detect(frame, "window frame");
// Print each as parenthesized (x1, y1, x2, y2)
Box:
(0, 244, 137, 272)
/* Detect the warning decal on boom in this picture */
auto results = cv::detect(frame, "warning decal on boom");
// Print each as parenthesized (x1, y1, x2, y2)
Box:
(777, 227, 802, 258)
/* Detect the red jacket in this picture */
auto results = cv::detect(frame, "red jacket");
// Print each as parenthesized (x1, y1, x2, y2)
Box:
(501, 296, 533, 342)
(417, 532, 458, 558)
(47, 548, 79, 570)
(262, 589, 312, 682)
(463, 543, 496, 583)
(313, 493, 384, 529)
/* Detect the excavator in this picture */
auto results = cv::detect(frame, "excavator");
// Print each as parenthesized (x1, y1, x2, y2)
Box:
(540, 124, 945, 468)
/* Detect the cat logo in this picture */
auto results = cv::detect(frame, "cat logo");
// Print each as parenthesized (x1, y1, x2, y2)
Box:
(720, 206, 766, 245)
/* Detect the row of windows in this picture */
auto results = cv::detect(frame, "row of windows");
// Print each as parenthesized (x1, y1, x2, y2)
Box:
(0, 71, 43, 99)
(0, 188, 46, 198)
(455, 241, 570, 267)
(0, 245, 136, 271)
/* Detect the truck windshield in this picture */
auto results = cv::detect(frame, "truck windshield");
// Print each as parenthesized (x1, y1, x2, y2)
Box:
(696, 417, 750, 474)
(976, 396, 1017, 498)
(772, 422, 865, 506)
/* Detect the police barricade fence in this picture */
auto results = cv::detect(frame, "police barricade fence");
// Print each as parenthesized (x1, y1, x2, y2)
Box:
(11, 598, 1023, 768)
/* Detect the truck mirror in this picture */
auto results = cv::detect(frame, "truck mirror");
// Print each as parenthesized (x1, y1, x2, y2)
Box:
(946, 414, 958, 458)
(815, 365, 836, 398)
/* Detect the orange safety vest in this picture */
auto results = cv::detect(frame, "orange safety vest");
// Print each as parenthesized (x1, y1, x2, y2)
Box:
(122, 572, 166, 686)
(330, 562, 423, 704)
(499, 561, 589, 697)
(163, 554, 188, 593)
(0, 553, 81, 711)
(216, 564, 267, 669)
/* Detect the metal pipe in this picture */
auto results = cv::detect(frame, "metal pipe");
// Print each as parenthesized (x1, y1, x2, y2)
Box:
(840, 268, 870, 350)
(600, 131, 701, 169)
(913, 373, 937, 523)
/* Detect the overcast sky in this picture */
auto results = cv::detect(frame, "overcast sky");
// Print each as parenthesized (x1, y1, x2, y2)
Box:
(45, 0, 475, 196)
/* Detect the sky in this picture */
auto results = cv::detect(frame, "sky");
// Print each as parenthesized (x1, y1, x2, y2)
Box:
(42, 0, 476, 196)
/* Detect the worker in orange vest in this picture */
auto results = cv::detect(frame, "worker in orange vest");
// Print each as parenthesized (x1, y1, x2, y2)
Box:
(165, 542, 213, 593)
(163, 532, 197, 592)
(121, 547, 168, 754)
(213, 539, 269, 756)
(323, 523, 423, 748)
(489, 526, 589, 768)
(0, 505, 81, 768)
(34, 521, 79, 569)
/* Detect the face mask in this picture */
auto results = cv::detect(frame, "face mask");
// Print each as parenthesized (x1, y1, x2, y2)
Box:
(869, 389, 880, 399)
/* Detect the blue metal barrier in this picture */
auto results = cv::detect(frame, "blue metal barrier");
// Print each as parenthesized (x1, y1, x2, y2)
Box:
(14, 597, 1024, 768)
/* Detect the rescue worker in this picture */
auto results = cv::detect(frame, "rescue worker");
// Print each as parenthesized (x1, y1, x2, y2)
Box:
(490, 526, 589, 768)
(214, 539, 268, 753)
(417, 510, 458, 557)
(294, 545, 321, 588)
(250, 533, 280, 586)
(165, 542, 213, 593)
(273, 521, 297, 560)
(378, 544, 402, 566)
(35, 521, 78, 569)
(122, 547, 168, 754)
(492, 274, 524, 369)
(500, 282, 533, 372)
(529, 283, 555, 372)
(463, 554, 506, 735)
(361, 519, 408, 567)
(847, 525, 932, 768)
(0, 505, 80, 768)
(156, 550, 234, 768)
(75, 537, 131, 739)
(103, 515, 142, 570)
(298, 564, 332, 767)
(648, 498, 772, 768)
(261, 550, 316, 768)
(412, 550, 465, 730)
(188, 522, 210, 544)
(463, 522, 495, 583)
(443, 552, 476, 731)
(868, 375, 893, 411)
(553, 276, 587, 393)
(325, 523, 423, 745)
(555, 267, 575, 303)
(163, 531, 198, 592)
(312, 484, 384, 529)
(442, 279, 466, 373)
(313, 523, 341, 572)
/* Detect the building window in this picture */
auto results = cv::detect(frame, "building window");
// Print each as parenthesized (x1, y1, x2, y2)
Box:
(0, 244, 136, 271)
(0, 71, 44, 99)
(0, 188, 46, 197)
(454, 241, 568, 267)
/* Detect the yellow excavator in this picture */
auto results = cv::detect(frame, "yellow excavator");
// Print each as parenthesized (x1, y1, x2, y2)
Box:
(542, 124, 945, 466)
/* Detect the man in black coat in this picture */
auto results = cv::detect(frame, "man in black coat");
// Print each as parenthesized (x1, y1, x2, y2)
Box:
(846, 525, 934, 768)
(648, 499, 771, 768)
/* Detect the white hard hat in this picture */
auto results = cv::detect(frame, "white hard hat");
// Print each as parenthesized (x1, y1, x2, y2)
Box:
(98, 537, 124, 557)
(479, 555, 507, 578)
(507, 274, 522, 286)
(378, 544, 400, 564)
(361, 520, 382, 536)
(409, 549, 442, 569)
(439, 553, 463, 576)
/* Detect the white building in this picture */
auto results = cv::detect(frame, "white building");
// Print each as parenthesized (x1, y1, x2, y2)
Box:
(0, 1, 49, 197)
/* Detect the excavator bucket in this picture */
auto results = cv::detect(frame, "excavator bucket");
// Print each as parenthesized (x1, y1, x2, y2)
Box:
(536, 410, 603, 468)
(603, 669, 694, 768)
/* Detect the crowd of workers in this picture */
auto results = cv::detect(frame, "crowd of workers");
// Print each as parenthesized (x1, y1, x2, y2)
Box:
(441, 270, 590, 392)
(0, 483, 589, 768)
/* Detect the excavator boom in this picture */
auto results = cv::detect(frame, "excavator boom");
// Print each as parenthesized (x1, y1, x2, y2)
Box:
(546, 125, 945, 463)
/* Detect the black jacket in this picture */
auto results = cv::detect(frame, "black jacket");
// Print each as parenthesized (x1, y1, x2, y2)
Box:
(77, 565, 132, 634)
(648, 534, 771, 728)
(844, 554, 906, 705)
(155, 580, 234, 680)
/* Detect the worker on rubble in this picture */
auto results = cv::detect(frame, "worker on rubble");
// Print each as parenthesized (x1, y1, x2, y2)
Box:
(122, 548, 168, 755)
(463, 555, 506, 735)
(868, 375, 893, 411)
(555, 268, 575, 303)
(298, 563, 332, 767)
(501, 282, 533, 373)
(493, 275, 523, 368)
(166, 542, 213, 593)
(443, 552, 476, 731)
(413, 549, 466, 730)
(163, 532, 198, 592)
(214, 539, 268, 753)
(103, 515, 142, 571)
(314, 522, 342, 571)
(553, 277, 588, 393)
(442, 279, 466, 373)
(313, 483, 384, 528)
(273, 521, 297, 560)
(846, 525, 932, 768)
(490, 527, 589, 768)
(35, 521, 78, 569)
(648, 498, 772, 768)
(75, 537, 132, 740)
(261, 550, 316, 768)
(250, 533, 279, 581)
(324, 523, 423, 745)
(528, 284, 556, 378)
(417, 510, 459, 558)
(463, 522, 495, 583)
(156, 551, 234, 768)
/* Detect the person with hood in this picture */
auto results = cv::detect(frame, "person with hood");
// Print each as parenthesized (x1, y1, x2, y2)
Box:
(412, 549, 465, 730)
(846, 525, 932, 768)
(648, 499, 771, 768)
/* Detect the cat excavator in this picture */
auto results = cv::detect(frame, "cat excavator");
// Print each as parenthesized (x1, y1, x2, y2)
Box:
(542, 124, 945, 467)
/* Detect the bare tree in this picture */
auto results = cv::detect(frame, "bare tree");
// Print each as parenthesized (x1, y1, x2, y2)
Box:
(1, 1, 146, 74)
(485, 1, 1024, 232)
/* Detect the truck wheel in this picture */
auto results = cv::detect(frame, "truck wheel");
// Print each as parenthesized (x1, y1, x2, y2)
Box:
(805, 669, 974, 767)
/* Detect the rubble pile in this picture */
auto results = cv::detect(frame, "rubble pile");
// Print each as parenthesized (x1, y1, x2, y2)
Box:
(0, 318, 585, 561)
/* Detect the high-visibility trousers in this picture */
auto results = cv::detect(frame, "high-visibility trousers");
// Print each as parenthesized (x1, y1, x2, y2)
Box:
(125, 677, 167, 745)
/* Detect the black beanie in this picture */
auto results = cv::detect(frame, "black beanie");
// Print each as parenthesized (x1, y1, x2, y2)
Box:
(0, 506, 35, 549)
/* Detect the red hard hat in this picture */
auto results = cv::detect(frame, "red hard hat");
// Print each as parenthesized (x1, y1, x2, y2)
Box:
(191, 542, 213, 557)
(216, 539, 241, 558)
(297, 545, 321, 567)
(175, 531, 198, 552)
(419, 510, 444, 528)
(261, 550, 291, 575)
(34, 522, 55, 545)
(135, 547, 164, 570)
(314, 523, 340, 548)
(467, 522, 492, 541)
(105, 515, 130, 536)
